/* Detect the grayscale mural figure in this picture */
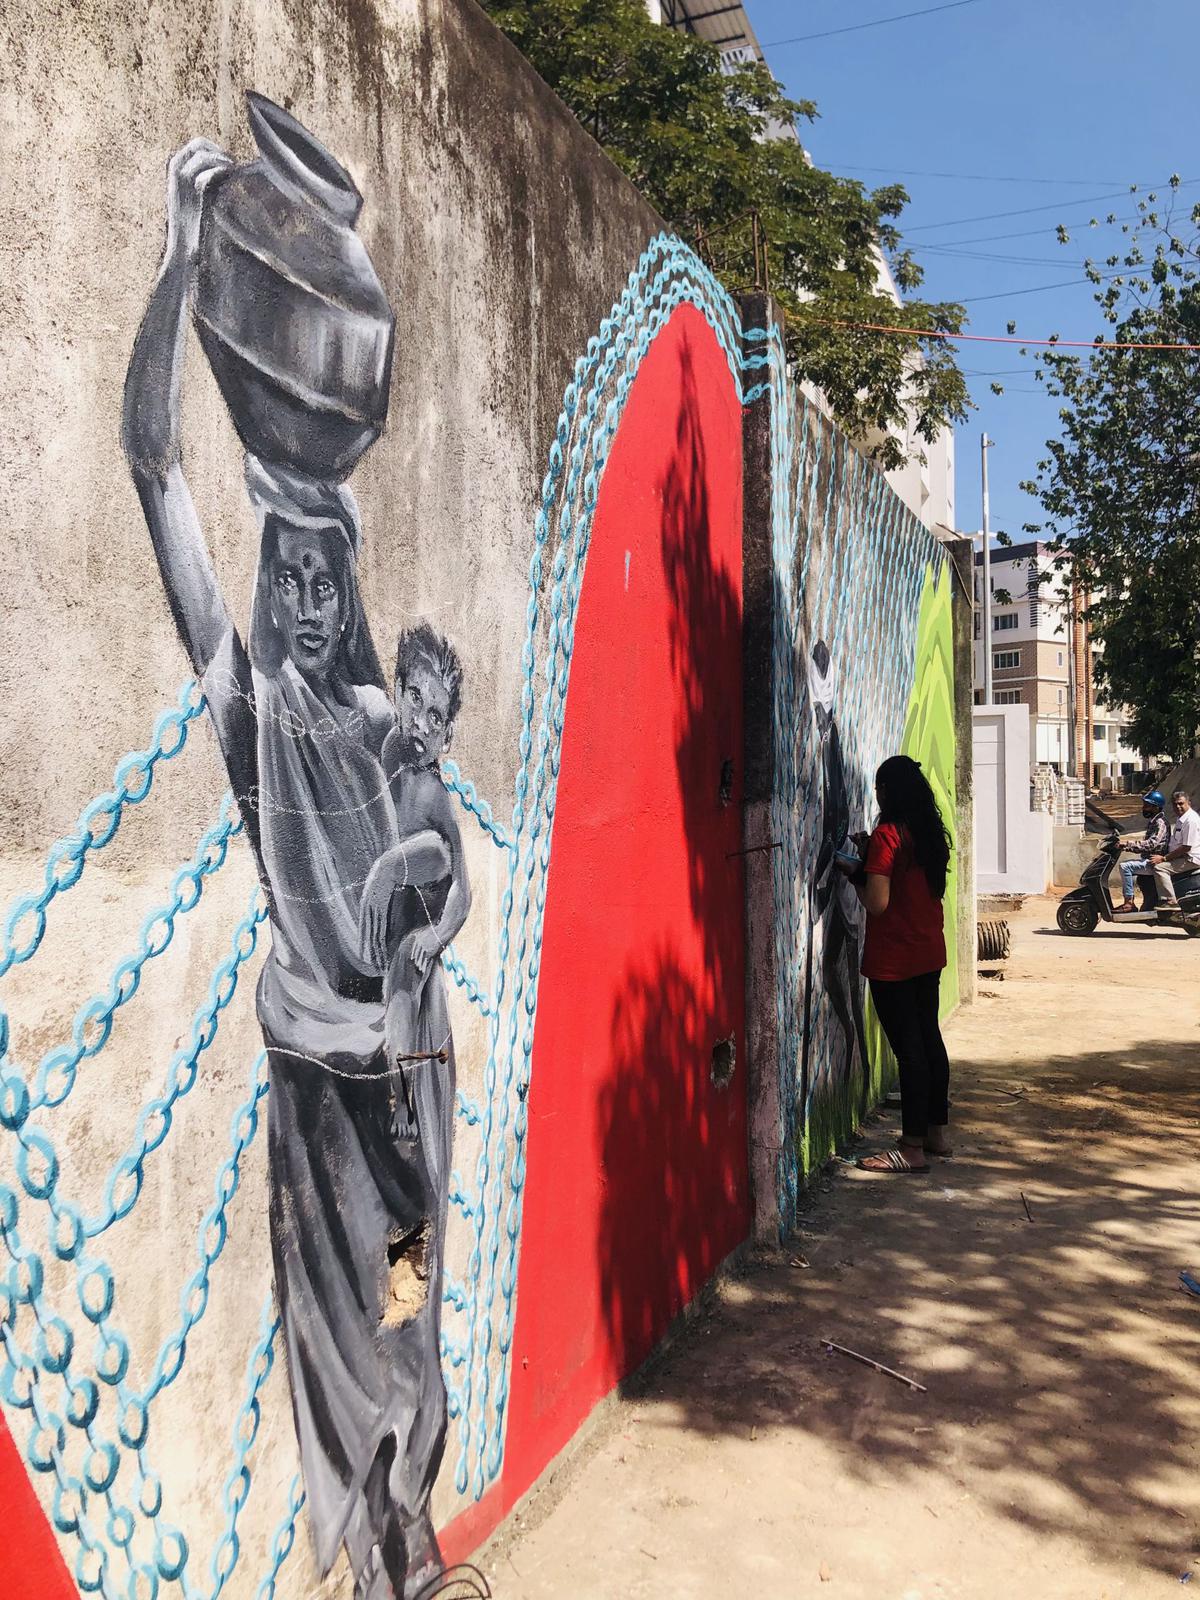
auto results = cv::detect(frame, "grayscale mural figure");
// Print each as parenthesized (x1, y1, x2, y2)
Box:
(122, 94, 469, 1600)
(801, 640, 870, 1121)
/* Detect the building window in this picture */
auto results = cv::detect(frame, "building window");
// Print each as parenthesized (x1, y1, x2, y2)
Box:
(1057, 650, 1064, 666)
(995, 689, 1022, 704)
(994, 613, 1018, 632)
(1093, 724, 1107, 740)
(974, 612, 981, 638)
(973, 689, 983, 705)
(993, 649, 1020, 670)
(1057, 688, 1064, 704)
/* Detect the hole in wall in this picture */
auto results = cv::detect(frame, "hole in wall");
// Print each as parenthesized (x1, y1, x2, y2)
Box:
(383, 1220, 431, 1327)
(711, 1035, 736, 1089)
(719, 758, 734, 807)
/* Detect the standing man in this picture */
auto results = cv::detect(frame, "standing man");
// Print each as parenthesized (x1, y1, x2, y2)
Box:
(1149, 789, 1200, 909)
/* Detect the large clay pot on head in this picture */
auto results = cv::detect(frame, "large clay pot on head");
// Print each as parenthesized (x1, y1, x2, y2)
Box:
(194, 92, 395, 483)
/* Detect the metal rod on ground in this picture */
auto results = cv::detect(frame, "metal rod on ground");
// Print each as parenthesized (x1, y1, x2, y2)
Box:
(822, 1340, 928, 1393)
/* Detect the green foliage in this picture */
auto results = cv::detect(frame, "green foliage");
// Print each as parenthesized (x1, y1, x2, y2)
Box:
(1092, 571, 1200, 764)
(480, 0, 968, 469)
(1018, 177, 1200, 760)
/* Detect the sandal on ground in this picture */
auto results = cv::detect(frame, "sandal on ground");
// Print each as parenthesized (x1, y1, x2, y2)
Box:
(857, 1148, 930, 1174)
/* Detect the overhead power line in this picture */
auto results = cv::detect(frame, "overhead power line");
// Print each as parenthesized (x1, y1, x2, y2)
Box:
(802, 320, 1200, 351)
(925, 196, 1200, 249)
(762, 0, 984, 48)
(959, 270, 1132, 304)
(904, 185, 1187, 234)
(824, 162, 1135, 187)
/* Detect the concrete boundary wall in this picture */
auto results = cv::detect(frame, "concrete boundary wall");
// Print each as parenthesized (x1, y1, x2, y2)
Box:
(0, 4, 970, 1592)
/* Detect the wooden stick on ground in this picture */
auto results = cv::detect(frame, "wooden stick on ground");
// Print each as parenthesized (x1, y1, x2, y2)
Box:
(821, 1340, 928, 1393)
(1021, 1191, 1034, 1224)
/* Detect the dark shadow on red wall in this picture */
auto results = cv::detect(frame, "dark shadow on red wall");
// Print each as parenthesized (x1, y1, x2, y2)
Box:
(597, 332, 749, 1379)
(500, 304, 749, 1500)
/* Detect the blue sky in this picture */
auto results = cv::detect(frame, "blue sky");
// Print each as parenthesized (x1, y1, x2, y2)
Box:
(745, 0, 1200, 539)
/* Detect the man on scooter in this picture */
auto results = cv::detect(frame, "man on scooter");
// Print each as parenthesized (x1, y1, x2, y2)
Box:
(1148, 789, 1200, 909)
(1117, 789, 1169, 913)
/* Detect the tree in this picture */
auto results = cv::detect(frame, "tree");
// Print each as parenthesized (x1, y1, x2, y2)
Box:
(479, 0, 968, 469)
(1092, 572, 1200, 765)
(1016, 177, 1200, 760)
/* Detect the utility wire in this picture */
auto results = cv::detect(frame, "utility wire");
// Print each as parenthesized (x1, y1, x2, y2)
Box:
(927, 202, 1198, 249)
(905, 183, 1194, 234)
(959, 267, 1146, 304)
(915, 245, 1115, 267)
(819, 162, 1138, 187)
(762, 0, 984, 48)
(801, 320, 1200, 350)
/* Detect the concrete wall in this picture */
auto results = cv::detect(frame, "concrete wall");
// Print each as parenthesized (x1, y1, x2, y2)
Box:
(973, 706, 1051, 895)
(0, 0, 968, 1591)
(0, 0, 752, 1593)
(744, 354, 967, 1234)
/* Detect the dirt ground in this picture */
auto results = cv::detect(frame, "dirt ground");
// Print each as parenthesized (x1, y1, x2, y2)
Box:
(480, 895, 1200, 1600)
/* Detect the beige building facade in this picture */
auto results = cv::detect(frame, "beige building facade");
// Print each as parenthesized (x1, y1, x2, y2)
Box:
(973, 541, 1145, 786)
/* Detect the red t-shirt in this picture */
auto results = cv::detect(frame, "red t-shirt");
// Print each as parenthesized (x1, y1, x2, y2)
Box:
(861, 822, 947, 983)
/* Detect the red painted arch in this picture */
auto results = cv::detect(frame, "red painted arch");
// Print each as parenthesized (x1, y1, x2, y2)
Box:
(0, 1410, 77, 1599)
(498, 302, 750, 1498)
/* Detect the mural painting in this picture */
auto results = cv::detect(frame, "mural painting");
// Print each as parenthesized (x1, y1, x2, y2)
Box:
(800, 639, 869, 1127)
(121, 96, 474, 1600)
(771, 406, 960, 1201)
(0, 35, 959, 1592)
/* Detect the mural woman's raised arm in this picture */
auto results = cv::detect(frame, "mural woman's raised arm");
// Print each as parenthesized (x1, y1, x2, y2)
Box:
(122, 140, 234, 676)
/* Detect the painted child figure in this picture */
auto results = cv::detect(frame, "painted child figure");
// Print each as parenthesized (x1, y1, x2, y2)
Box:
(361, 623, 472, 1124)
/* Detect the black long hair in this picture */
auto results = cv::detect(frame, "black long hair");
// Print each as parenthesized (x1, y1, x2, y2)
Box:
(876, 755, 952, 899)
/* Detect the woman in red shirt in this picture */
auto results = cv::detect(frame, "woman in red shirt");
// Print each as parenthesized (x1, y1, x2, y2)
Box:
(838, 754, 952, 1174)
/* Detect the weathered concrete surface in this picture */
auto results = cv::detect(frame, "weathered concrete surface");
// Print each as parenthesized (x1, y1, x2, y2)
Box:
(0, 0, 666, 1579)
(482, 895, 1200, 1599)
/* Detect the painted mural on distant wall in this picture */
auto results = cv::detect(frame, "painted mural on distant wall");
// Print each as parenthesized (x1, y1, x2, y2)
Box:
(122, 95, 476, 1600)
(772, 405, 959, 1198)
(801, 639, 869, 1126)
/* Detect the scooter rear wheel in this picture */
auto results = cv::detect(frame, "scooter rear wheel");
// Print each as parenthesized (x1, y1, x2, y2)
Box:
(1057, 899, 1099, 935)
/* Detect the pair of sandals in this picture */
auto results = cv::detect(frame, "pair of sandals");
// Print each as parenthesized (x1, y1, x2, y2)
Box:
(857, 1141, 951, 1175)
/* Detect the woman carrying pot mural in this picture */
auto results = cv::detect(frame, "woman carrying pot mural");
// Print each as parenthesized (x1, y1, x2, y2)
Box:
(123, 102, 471, 1600)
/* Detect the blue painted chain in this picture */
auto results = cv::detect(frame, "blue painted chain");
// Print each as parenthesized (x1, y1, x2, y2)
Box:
(207, 1300, 279, 1599)
(138, 1054, 269, 1405)
(254, 1476, 305, 1600)
(23, 792, 243, 1113)
(442, 760, 515, 856)
(82, 887, 267, 1239)
(0, 679, 206, 980)
(442, 945, 495, 1020)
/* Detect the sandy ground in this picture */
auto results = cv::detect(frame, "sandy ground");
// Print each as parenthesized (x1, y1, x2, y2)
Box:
(481, 895, 1200, 1600)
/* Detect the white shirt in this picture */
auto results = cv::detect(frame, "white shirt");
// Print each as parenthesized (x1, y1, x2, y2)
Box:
(1168, 807, 1200, 868)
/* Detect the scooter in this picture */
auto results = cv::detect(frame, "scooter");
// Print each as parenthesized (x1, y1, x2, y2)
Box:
(1057, 829, 1200, 936)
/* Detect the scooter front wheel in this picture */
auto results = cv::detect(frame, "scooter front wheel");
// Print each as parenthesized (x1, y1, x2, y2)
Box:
(1057, 899, 1099, 935)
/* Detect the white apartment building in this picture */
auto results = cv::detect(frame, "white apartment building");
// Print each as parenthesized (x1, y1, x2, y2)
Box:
(646, 0, 955, 536)
(973, 541, 1143, 786)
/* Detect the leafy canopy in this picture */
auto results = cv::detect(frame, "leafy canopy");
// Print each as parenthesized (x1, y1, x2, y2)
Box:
(480, 0, 968, 470)
(1013, 178, 1200, 761)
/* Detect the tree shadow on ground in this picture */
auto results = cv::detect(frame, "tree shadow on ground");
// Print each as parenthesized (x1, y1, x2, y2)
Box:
(618, 1033, 1200, 1580)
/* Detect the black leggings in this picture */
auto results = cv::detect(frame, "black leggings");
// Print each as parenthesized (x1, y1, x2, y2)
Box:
(868, 970, 950, 1142)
